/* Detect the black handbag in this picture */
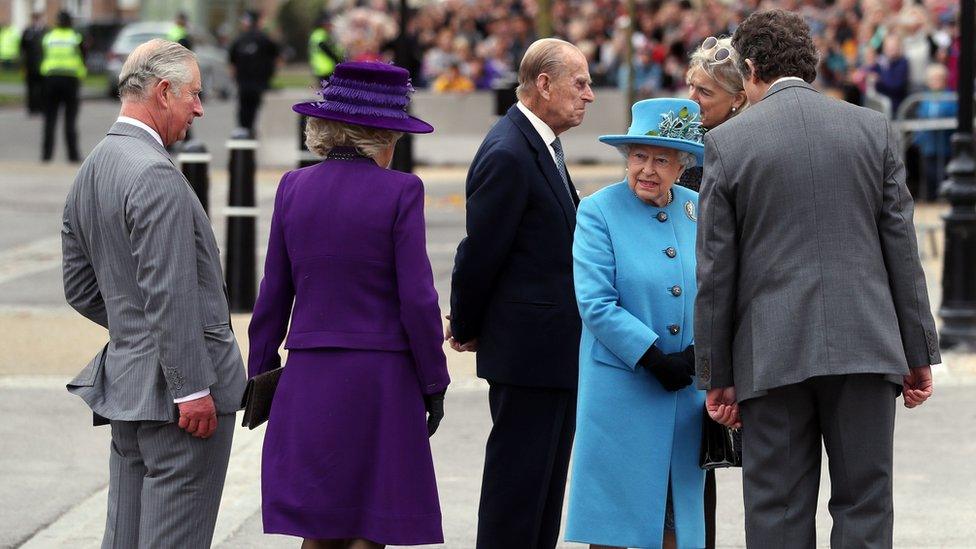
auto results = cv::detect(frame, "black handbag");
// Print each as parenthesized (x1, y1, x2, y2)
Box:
(240, 366, 284, 429)
(699, 411, 742, 470)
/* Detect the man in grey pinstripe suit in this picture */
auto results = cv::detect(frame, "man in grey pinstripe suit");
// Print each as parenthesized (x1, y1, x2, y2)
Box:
(62, 39, 246, 548)
(695, 11, 938, 548)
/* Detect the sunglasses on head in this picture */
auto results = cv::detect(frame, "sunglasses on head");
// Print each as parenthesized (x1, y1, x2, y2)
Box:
(701, 36, 733, 65)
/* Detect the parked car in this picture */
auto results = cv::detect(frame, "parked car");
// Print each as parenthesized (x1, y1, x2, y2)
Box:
(105, 21, 232, 100)
(79, 19, 127, 75)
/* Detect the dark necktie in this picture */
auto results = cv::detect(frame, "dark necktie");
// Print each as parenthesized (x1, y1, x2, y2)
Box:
(551, 137, 576, 205)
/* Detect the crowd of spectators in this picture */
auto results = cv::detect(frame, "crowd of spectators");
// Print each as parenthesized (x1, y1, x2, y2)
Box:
(324, 0, 962, 116)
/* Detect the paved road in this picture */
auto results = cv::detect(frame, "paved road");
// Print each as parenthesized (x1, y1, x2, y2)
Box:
(1, 136, 975, 547)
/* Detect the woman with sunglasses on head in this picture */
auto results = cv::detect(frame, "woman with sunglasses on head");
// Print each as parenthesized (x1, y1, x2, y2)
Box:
(680, 36, 748, 193)
(681, 36, 747, 549)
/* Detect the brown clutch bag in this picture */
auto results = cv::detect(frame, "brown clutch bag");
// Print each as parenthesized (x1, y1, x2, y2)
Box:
(240, 367, 283, 429)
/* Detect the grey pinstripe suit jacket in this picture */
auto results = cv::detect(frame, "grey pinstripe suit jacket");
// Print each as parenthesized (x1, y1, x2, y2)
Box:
(694, 80, 941, 401)
(63, 122, 246, 421)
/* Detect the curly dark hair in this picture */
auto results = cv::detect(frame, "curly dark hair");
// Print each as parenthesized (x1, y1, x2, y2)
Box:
(731, 10, 819, 84)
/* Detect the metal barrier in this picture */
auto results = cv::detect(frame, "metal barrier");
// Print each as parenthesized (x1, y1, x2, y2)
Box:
(890, 90, 976, 153)
(888, 91, 971, 202)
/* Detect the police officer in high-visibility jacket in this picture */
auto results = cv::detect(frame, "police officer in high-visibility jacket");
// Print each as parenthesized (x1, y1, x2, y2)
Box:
(40, 11, 85, 162)
(308, 13, 342, 82)
(167, 12, 193, 51)
(0, 20, 20, 69)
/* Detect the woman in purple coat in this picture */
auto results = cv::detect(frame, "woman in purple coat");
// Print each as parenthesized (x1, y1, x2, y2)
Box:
(247, 61, 451, 548)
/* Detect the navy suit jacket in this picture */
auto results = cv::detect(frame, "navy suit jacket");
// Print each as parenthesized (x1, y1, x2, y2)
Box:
(450, 105, 582, 389)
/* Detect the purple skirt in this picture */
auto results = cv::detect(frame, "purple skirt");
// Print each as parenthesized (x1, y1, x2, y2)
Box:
(261, 348, 443, 544)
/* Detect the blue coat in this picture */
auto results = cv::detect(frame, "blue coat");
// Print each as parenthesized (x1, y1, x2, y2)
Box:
(913, 93, 957, 157)
(566, 182, 705, 548)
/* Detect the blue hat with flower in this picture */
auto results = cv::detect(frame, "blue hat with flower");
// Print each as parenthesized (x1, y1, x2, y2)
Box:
(599, 98, 705, 164)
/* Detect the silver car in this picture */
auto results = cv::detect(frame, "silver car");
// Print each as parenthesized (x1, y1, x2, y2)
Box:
(105, 21, 233, 100)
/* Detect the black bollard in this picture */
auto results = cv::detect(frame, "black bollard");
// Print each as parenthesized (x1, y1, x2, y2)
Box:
(391, 131, 414, 173)
(225, 128, 258, 313)
(177, 140, 211, 216)
(297, 114, 319, 168)
(493, 77, 518, 117)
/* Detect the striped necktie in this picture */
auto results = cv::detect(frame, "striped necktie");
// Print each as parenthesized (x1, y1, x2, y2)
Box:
(551, 137, 576, 205)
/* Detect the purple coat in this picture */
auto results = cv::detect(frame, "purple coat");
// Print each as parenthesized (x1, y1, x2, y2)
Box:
(247, 154, 450, 395)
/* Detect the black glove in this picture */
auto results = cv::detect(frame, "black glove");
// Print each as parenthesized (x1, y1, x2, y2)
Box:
(639, 345, 693, 392)
(424, 390, 446, 437)
(667, 344, 695, 376)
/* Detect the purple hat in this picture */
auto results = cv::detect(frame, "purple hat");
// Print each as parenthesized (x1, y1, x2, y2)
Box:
(292, 61, 434, 134)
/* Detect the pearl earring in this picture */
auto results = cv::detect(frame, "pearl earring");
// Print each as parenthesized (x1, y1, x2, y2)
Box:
(731, 106, 738, 113)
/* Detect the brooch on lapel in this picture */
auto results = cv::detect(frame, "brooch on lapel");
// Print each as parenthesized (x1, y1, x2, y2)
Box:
(685, 201, 697, 222)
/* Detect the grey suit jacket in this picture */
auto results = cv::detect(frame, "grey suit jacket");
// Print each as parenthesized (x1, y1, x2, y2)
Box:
(62, 122, 246, 420)
(694, 80, 941, 401)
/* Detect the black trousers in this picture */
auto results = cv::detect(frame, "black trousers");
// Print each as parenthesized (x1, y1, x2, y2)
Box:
(477, 382, 576, 549)
(236, 84, 265, 132)
(42, 75, 80, 161)
(26, 71, 44, 114)
(740, 374, 897, 549)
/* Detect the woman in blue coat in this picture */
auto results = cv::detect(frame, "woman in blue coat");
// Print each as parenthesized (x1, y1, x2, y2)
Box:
(566, 98, 706, 549)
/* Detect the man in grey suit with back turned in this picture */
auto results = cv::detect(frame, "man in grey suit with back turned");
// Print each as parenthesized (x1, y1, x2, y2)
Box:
(695, 10, 939, 548)
(62, 39, 246, 548)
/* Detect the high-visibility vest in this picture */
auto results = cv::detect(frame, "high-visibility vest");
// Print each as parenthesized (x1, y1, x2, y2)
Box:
(0, 25, 20, 62)
(309, 28, 340, 78)
(40, 28, 86, 78)
(167, 25, 188, 43)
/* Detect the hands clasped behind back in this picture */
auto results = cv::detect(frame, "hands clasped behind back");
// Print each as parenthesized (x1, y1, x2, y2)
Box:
(444, 314, 478, 352)
(902, 365, 934, 409)
(177, 394, 218, 438)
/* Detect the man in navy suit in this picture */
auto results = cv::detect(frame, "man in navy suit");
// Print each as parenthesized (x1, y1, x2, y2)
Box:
(448, 38, 595, 548)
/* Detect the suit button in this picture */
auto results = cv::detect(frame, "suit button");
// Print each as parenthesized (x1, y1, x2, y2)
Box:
(664, 247, 677, 258)
(668, 324, 680, 335)
(698, 358, 711, 381)
(670, 285, 682, 297)
(656, 211, 669, 222)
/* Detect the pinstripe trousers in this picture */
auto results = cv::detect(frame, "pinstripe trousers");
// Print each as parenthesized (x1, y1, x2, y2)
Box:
(102, 415, 235, 549)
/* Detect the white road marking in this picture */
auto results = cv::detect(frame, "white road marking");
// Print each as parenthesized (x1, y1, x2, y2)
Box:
(0, 237, 62, 285)
(7, 375, 488, 547)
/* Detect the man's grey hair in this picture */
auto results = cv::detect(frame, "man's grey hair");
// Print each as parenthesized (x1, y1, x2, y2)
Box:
(516, 38, 577, 101)
(118, 39, 197, 101)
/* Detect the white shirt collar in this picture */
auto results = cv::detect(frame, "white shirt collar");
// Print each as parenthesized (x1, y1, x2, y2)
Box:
(771, 76, 806, 87)
(116, 116, 164, 147)
(516, 101, 558, 163)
